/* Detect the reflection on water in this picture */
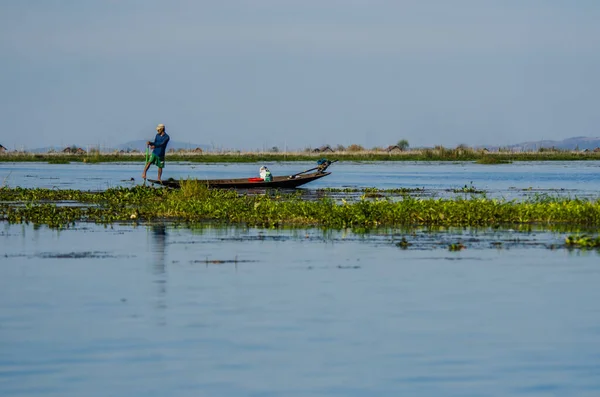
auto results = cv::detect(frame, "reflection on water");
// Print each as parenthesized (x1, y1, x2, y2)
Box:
(150, 223, 168, 322)
(1, 223, 600, 396)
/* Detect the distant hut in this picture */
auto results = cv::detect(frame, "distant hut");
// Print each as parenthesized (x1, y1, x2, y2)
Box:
(63, 147, 86, 154)
(312, 145, 334, 153)
(594, 147, 600, 153)
(193, 147, 203, 153)
(385, 145, 402, 153)
(0, 144, 6, 153)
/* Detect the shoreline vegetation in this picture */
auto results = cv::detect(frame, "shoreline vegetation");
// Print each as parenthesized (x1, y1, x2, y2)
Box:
(1, 147, 600, 163)
(1, 185, 599, 231)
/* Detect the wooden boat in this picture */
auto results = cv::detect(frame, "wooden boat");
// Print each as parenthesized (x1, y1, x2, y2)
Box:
(147, 160, 336, 189)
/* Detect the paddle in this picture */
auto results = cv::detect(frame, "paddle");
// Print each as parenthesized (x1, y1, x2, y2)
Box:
(288, 159, 337, 179)
(288, 165, 321, 179)
(143, 144, 150, 185)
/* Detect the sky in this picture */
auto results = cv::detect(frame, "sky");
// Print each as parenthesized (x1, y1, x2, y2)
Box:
(1, 0, 599, 151)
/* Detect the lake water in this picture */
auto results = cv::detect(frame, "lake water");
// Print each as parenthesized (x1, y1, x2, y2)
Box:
(1, 223, 600, 397)
(1, 160, 600, 199)
(1, 162, 600, 396)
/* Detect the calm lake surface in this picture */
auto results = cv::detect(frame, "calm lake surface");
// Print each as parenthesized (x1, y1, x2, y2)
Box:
(1, 160, 600, 199)
(1, 223, 600, 397)
(1, 161, 600, 396)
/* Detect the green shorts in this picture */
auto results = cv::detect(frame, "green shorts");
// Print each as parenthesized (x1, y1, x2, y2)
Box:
(148, 153, 165, 168)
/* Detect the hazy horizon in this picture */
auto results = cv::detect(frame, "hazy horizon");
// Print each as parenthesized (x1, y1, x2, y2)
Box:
(2, 1, 599, 151)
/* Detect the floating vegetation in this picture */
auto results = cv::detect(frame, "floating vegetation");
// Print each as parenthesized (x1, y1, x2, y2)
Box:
(191, 256, 257, 264)
(448, 242, 466, 251)
(450, 183, 485, 194)
(1, 186, 600, 230)
(39, 251, 130, 259)
(476, 157, 513, 164)
(565, 235, 600, 248)
(319, 187, 426, 194)
(47, 158, 70, 164)
(395, 237, 411, 249)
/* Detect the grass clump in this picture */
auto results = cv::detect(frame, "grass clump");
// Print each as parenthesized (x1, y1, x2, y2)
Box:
(48, 158, 70, 164)
(476, 156, 513, 164)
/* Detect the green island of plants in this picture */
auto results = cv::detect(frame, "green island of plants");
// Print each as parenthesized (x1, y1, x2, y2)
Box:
(565, 235, 600, 248)
(2, 183, 600, 230)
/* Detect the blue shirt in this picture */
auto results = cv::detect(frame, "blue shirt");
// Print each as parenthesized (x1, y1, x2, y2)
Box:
(150, 133, 170, 158)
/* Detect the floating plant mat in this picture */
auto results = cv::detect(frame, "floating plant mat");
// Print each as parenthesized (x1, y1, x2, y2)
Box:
(1, 186, 600, 230)
(4, 251, 135, 259)
(164, 224, 600, 252)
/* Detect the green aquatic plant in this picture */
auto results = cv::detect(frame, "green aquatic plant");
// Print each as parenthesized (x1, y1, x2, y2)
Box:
(565, 234, 600, 248)
(476, 156, 513, 164)
(2, 187, 600, 230)
(48, 158, 70, 164)
(319, 187, 426, 194)
(395, 237, 411, 249)
(451, 182, 484, 194)
(449, 242, 466, 251)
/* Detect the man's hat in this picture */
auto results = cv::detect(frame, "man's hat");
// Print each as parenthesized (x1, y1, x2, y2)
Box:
(156, 123, 165, 130)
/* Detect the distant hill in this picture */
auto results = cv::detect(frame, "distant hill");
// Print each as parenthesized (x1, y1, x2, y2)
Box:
(20, 136, 600, 153)
(486, 136, 600, 151)
(115, 140, 210, 152)
(27, 140, 211, 153)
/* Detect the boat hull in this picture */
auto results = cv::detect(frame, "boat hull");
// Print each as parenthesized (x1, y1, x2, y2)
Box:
(147, 171, 331, 189)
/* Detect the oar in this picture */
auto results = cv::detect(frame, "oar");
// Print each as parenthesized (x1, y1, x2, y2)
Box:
(288, 160, 337, 179)
(143, 145, 149, 185)
(288, 165, 320, 179)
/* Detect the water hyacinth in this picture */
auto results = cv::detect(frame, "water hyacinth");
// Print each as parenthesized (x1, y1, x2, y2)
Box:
(565, 235, 600, 248)
(2, 185, 600, 230)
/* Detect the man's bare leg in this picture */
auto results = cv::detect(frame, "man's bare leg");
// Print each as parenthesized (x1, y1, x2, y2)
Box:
(142, 162, 151, 180)
(157, 167, 163, 182)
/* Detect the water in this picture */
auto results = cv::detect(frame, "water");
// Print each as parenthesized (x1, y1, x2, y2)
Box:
(1, 223, 600, 396)
(2, 162, 600, 395)
(2, 161, 600, 199)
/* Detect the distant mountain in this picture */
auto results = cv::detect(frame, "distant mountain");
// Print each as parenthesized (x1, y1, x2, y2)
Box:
(487, 136, 600, 151)
(27, 141, 211, 153)
(115, 140, 211, 152)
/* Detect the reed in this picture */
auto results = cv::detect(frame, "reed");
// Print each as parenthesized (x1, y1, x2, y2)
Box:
(1, 149, 599, 163)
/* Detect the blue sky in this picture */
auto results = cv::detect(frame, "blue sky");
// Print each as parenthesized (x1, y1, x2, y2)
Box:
(1, 0, 599, 151)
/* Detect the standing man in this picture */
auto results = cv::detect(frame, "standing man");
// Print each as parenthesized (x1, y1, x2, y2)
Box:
(142, 123, 170, 181)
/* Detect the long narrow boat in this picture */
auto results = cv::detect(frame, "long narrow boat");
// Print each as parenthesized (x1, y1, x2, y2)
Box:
(147, 160, 336, 189)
